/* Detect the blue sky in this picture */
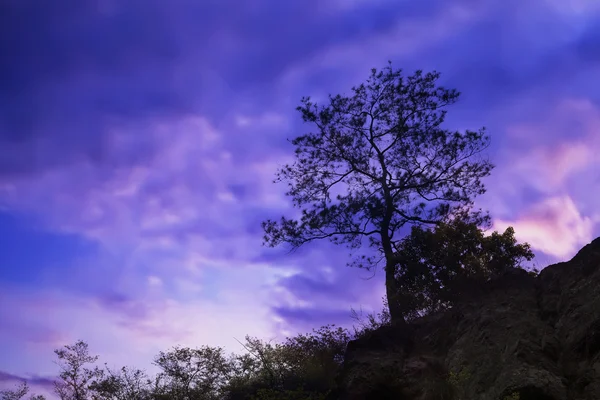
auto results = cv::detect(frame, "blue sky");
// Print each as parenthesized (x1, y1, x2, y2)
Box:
(1, 0, 600, 396)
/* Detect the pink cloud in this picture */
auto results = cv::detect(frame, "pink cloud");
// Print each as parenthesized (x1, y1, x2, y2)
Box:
(494, 195, 595, 259)
(504, 99, 600, 190)
(481, 98, 600, 232)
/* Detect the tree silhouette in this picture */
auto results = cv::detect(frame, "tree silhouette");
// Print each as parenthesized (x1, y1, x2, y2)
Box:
(262, 62, 494, 325)
(393, 219, 534, 320)
(89, 365, 152, 400)
(53, 340, 101, 400)
(0, 381, 46, 400)
(153, 345, 232, 399)
(0, 382, 29, 400)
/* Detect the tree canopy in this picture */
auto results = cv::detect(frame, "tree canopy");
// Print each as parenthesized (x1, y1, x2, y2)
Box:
(393, 218, 535, 320)
(263, 62, 494, 324)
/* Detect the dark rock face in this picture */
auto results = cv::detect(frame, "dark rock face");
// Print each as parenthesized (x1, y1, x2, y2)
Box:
(331, 237, 600, 400)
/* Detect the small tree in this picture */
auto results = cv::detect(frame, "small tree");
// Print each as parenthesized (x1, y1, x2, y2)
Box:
(262, 62, 494, 325)
(54, 340, 101, 400)
(153, 346, 232, 400)
(0, 381, 45, 400)
(0, 382, 29, 400)
(226, 325, 350, 400)
(393, 219, 534, 320)
(89, 365, 152, 400)
(278, 324, 349, 393)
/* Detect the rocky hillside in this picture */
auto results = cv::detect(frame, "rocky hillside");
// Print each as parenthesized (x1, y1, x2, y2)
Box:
(329, 237, 600, 400)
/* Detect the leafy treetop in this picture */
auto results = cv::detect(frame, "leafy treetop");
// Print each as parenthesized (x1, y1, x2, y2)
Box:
(263, 62, 494, 323)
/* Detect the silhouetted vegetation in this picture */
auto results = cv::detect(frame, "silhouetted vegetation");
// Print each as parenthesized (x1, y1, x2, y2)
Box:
(2, 324, 357, 400)
(393, 218, 534, 320)
(262, 62, 494, 325)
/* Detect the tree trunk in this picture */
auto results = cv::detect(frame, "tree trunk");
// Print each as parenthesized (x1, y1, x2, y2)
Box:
(385, 258, 407, 327)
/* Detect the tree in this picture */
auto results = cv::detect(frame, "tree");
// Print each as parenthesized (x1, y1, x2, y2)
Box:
(0, 381, 45, 400)
(262, 62, 494, 325)
(0, 382, 29, 400)
(89, 365, 152, 400)
(393, 219, 534, 320)
(225, 325, 350, 400)
(153, 345, 232, 400)
(53, 340, 101, 400)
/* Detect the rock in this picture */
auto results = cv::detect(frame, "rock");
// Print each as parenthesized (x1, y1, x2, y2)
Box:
(330, 237, 600, 400)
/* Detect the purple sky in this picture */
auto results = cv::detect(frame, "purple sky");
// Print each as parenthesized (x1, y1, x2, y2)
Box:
(1, 0, 600, 395)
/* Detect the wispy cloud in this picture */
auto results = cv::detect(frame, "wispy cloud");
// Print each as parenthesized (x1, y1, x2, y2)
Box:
(478, 98, 600, 259)
(494, 196, 596, 259)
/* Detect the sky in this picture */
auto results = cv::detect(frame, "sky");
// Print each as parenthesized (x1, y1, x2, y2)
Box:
(1, 0, 600, 396)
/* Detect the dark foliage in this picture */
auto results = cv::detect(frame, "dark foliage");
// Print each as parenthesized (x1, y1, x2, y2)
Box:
(54, 340, 101, 400)
(0, 382, 45, 400)
(393, 218, 535, 320)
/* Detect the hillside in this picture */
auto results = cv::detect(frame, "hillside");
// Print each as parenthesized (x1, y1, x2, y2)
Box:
(329, 238, 600, 400)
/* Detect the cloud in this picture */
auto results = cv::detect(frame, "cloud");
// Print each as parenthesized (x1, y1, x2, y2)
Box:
(0, 114, 290, 245)
(479, 98, 600, 226)
(0, 107, 383, 376)
(0, 371, 55, 387)
(0, 112, 295, 377)
(275, 0, 485, 88)
(401, 0, 600, 124)
(1, 0, 476, 177)
(265, 239, 387, 336)
(494, 196, 596, 259)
